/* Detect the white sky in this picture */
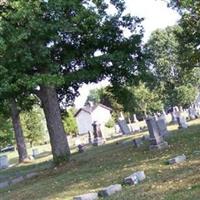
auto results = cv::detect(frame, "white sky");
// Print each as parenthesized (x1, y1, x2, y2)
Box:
(74, 0, 180, 109)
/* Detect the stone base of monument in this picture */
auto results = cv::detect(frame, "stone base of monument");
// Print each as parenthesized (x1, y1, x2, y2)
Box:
(93, 137, 105, 146)
(149, 141, 169, 150)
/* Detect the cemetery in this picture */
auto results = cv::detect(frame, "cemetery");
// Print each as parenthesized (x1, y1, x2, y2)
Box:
(1, 117, 200, 199)
(0, 0, 200, 200)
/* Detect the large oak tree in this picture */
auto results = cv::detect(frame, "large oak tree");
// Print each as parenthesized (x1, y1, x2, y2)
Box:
(0, 0, 145, 164)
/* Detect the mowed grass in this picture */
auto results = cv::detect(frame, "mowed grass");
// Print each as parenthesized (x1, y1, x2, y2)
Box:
(1, 119, 200, 200)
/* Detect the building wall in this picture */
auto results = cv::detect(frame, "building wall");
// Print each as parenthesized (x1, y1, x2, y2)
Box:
(76, 110, 93, 134)
(91, 106, 111, 125)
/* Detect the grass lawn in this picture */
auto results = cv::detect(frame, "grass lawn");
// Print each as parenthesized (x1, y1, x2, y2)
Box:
(1, 119, 200, 200)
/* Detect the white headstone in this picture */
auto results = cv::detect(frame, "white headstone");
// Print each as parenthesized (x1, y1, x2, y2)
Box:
(0, 155, 9, 169)
(98, 184, 122, 197)
(32, 149, 39, 158)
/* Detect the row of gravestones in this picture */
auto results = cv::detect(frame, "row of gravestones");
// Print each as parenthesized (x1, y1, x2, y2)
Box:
(73, 153, 187, 200)
(0, 149, 40, 170)
(73, 171, 146, 200)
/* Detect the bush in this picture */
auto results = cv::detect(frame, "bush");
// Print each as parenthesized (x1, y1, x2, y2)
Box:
(105, 118, 115, 128)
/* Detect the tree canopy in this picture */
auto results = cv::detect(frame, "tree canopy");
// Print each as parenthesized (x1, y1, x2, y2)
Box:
(145, 25, 199, 107)
(0, 0, 145, 164)
(168, 0, 200, 68)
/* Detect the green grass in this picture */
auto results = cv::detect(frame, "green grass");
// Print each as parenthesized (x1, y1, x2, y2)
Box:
(1, 119, 200, 200)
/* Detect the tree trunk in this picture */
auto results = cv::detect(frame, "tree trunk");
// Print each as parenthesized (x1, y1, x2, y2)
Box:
(10, 99, 28, 163)
(38, 85, 70, 164)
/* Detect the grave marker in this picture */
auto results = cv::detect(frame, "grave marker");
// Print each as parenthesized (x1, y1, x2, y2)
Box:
(0, 155, 9, 169)
(117, 119, 131, 135)
(146, 117, 168, 150)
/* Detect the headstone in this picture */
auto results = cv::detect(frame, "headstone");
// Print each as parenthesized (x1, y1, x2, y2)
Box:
(142, 135, 150, 141)
(189, 107, 196, 120)
(171, 106, 179, 123)
(117, 119, 131, 135)
(0, 181, 9, 189)
(92, 121, 104, 146)
(168, 154, 186, 164)
(78, 144, 84, 153)
(146, 117, 168, 150)
(88, 131, 92, 144)
(26, 172, 39, 179)
(32, 149, 39, 158)
(0, 155, 9, 169)
(130, 123, 140, 132)
(73, 193, 98, 200)
(132, 138, 143, 148)
(133, 114, 138, 123)
(154, 113, 158, 121)
(178, 115, 188, 129)
(156, 119, 168, 136)
(11, 176, 24, 185)
(124, 171, 146, 185)
(98, 184, 122, 197)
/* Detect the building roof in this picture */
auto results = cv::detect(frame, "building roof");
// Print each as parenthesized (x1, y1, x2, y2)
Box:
(74, 104, 112, 117)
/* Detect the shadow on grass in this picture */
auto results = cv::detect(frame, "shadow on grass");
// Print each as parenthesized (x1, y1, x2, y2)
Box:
(1, 121, 200, 200)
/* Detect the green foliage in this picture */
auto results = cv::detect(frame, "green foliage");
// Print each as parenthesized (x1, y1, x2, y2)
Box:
(85, 87, 123, 119)
(0, 0, 145, 106)
(111, 82, 163, 116)
(85, 89, 102, 105)
(105, 118, 115, 128)
(145, 26, 199, 107)
(63, 108, 78, 136)
(174, 85, 198, 108)
(0, 114, 13, 147)
(20, 105, 46, 147)
(168, 1, 200, 69)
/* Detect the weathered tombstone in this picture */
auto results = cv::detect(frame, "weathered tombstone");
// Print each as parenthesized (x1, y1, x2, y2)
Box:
(146, 117, 168, 150)
(124, 171, 146, 185)
(156, 118, 168, 136)
(26, 172, 39, 179)
(154, 113, 158, 121)
(142, 135, 150, 141)
(189, 107, 196, 120)
(98, 184, 122, 197)
(11, 176, 24, 185)
(168, 154, 186, 164)
(132, 138, 143, 148)
(178, 115, 188, 129)
(117, 119, 131, 135)
(0, 155, 9, 169)
(88, 131, 92, 144)
(92, 121, 104, 146)
(78, 144, 84, 153)
(32, 149, 39, 158)
(73, 193, 98, 200)
(0, 181, 9, 189)
(130, 123, 140, 132)
(171, 106, 179, 123)
(133, 114, 138, 123)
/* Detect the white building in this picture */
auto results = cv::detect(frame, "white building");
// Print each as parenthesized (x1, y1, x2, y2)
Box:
(74, 104, 112, 135)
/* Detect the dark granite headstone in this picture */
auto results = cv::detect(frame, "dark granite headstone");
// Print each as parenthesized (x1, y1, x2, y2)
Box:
(117, 119, 131, 135)
(132, 138, 143, 148)
(92, 121, 104, 146)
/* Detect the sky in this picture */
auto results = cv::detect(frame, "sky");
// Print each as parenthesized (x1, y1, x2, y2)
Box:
(74, 0, 180, 109)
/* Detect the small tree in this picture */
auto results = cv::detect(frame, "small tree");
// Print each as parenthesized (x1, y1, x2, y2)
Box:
(0, 114, 13, 148)
(110, 82, 163, 117)
(21, 105, 46, 147)
(63, 108, 78, 137)
(174, 85, 198, 108)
